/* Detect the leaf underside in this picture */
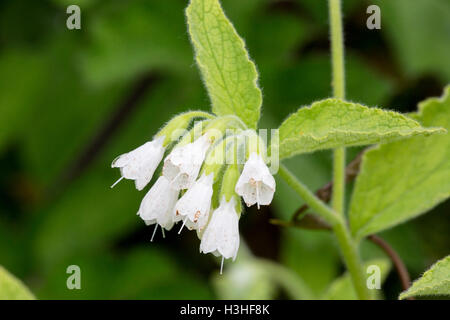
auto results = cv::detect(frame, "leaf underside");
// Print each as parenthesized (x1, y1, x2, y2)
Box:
(186, 0, 262, 129)
(278, 98, 443, 160)
(350, 86, 450, 239)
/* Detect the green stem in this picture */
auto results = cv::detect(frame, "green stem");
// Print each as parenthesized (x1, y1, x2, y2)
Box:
(329, 0, 346, 217)
(278, 164, 371, 299)
(332, 147, 346, 216)
(185, 110, 216, 119)
(329, 0, 345, 100)
(278, 165, 340, 226)
(328, 0, 370, 299)
(157, 111, 215, 146)
(333, 222, 372, 300)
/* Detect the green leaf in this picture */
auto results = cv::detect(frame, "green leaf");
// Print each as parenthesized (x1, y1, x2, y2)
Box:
(278, 99, 443, 159)
(0, 266, 35, 300)
(400, 255, 450, 299)
(322, 258, 391, 300)
(350, 86, 450, 239)
(186, 0, 262, 128)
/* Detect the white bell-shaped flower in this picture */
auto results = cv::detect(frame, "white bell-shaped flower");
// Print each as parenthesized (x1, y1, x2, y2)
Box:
(137, 176, 179, 241)
(235, 152, 276, 208)
(200, 196, 240, 262)
(175, 173, 214, 232)
(111, 136, 165, 190)
(163, 135, 211, 190)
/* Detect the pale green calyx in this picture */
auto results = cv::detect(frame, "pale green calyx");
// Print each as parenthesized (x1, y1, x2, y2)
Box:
(204, 115, 248, 134)
(176, 119, 211, 147)
(242, 129, 267, 161)
(201, 136, 229, 178)
(220, 164, 242, 214)
(176, 115, 245, 150)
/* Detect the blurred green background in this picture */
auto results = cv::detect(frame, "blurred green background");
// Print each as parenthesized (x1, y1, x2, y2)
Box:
(0, 0, 449, 299)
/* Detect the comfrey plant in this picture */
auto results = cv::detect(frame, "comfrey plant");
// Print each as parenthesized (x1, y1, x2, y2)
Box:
(111, 0, 449, 300)
(112, 112, 276, 272)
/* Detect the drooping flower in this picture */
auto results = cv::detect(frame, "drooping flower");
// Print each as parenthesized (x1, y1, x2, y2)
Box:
(137, 176, 179, 241)
(200, 196, 240, 265)
(175, 173, 214, 232)
(235, 152, 276, 208)
(163, 135, 212, 190)
(111, 136, 165, 191)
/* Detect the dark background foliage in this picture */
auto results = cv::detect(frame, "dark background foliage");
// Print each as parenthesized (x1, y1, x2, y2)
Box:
(0, 0, 448, 299)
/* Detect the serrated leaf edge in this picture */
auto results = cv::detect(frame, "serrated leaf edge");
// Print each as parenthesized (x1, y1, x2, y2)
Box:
(279, 98, 445, 159)
(416, 85, 450, 116)
(351, 86, 450, 239)
(399, 256, 450, 299)
(185, 0, 262, 129)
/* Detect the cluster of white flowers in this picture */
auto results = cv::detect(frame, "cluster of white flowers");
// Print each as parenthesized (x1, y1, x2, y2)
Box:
(111, 119, 276, 273)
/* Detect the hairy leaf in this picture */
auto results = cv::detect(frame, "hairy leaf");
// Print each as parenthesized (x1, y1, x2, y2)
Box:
(186, 0, 262, 128)
(400, 255, 450, 299)
(278, 99, 443, 159)
(350, 86, 450, 239)
(0, 266, 35, 300)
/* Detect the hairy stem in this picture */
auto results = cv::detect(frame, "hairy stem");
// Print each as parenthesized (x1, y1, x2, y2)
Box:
(328, 0, 370, 299)
(329, 0, 346, 100)
(329, 0, 346, 218)
(276, 150, 411, 295)
(278, 165, 340, 226)
(292, 150, 363, 220)
(184, 110, 216, 119)
(278, 164, 371, 299)
(333, 222, 372, 300)
(332, 148, 346, 216)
